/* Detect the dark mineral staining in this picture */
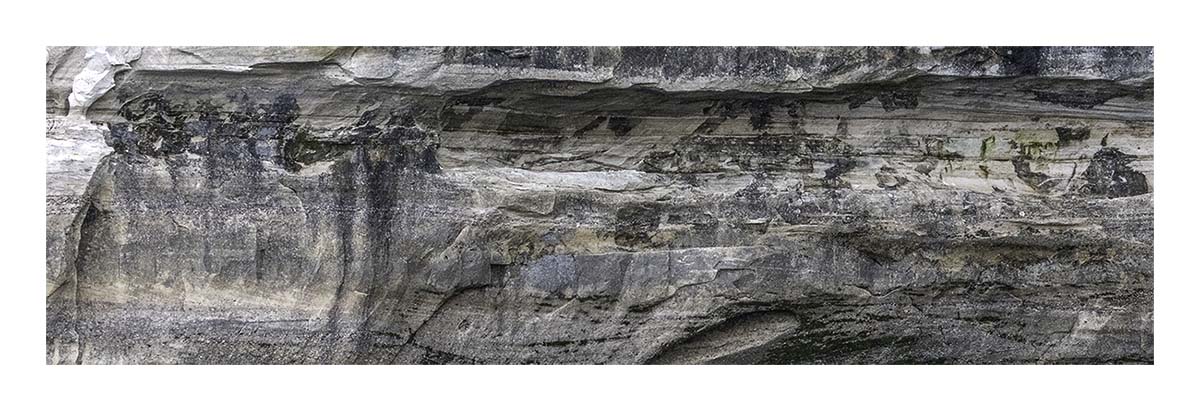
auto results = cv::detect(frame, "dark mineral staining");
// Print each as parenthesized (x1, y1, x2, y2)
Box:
(573, 116, 607, 137)
(117, 92, 185, 122)
(1054, 127, 1091, 145)
(1080, 148, 1149, 198)
(57, 47, 1154, 365)
(279, 129, 352, 172)
(735, 175, 776, 200)
(785, 102, 802, 118)
(997, 47, 1043, 76)
(784, 101, 805, 130)
(694, 100, 765, 134)
(263, 95, 302, 125)
(703, 101, 737, 125)
(835, 117, 850, 136)
(106, 93, 443, 175)
(441, 97, 503, 131)
(360, 113, 442, 173)
(647, 310, 799, 364)
(875, 166, 909, 190)
(749, 308, 921, 364)
(497, 111, 563, 135)
(110, 94, 305, 166)
(1030, 81, 1146, 110)
(1012, 155, 1055, 192)
(823, 158, 859, 187)
(874, 90, 920, 111)
(606, 116, 639, 137)
(639, 150, 684, 173)
(283, 108, 441, 173)
(844, 94, 873, 110)
(614, 203, 664, 248)
(746, 100, 773, 130)
(110, 93, 193, 156)
(845, 86, 920, 111)
(692, 117, 726, 135)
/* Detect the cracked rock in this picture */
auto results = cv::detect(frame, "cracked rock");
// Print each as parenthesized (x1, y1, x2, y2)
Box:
(46, 46, 1153, 364)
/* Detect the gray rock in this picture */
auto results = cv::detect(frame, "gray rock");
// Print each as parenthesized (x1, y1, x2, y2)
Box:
(46, 46, 1153, 364)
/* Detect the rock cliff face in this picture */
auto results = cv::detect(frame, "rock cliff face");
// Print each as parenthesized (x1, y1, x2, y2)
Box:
(46, 47, 1153, 364)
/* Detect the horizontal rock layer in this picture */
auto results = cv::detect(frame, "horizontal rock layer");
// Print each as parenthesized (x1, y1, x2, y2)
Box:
(46, 47, 1153, 364)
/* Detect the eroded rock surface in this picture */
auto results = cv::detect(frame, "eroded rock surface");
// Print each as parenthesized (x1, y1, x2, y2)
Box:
(46, 47, 1153, 364)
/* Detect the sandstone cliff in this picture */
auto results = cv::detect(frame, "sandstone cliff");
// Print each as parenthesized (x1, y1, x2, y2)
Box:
(46, 47, 1153, 364)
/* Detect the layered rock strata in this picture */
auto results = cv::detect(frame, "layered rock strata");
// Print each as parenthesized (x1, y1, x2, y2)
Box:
(46, 47, 1153, 364)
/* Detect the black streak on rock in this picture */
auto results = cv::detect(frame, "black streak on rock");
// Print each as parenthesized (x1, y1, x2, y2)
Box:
(1055, 127, 1091, 145)
(614, 203, 664, 248)
(1081, 148, 1149, 198)
(1012, 155, 1055, 192)
(606, 116, 639, 137)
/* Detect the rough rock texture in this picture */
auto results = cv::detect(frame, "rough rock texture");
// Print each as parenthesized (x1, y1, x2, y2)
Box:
(46, 47, 1153, 364)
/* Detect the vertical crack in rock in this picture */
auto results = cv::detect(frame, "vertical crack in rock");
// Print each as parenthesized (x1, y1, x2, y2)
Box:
(52, 154, 115, 364)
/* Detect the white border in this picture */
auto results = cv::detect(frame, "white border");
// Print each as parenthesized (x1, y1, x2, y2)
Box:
(4, 1, 1194, 409)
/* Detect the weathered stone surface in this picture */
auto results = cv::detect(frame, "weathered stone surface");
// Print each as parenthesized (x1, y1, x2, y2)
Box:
(46, 47, 1153, 364)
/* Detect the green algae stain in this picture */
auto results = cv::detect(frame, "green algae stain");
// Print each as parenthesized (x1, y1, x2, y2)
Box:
(980, 135, 996, 160)
(1009, 130, 1059, 160)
